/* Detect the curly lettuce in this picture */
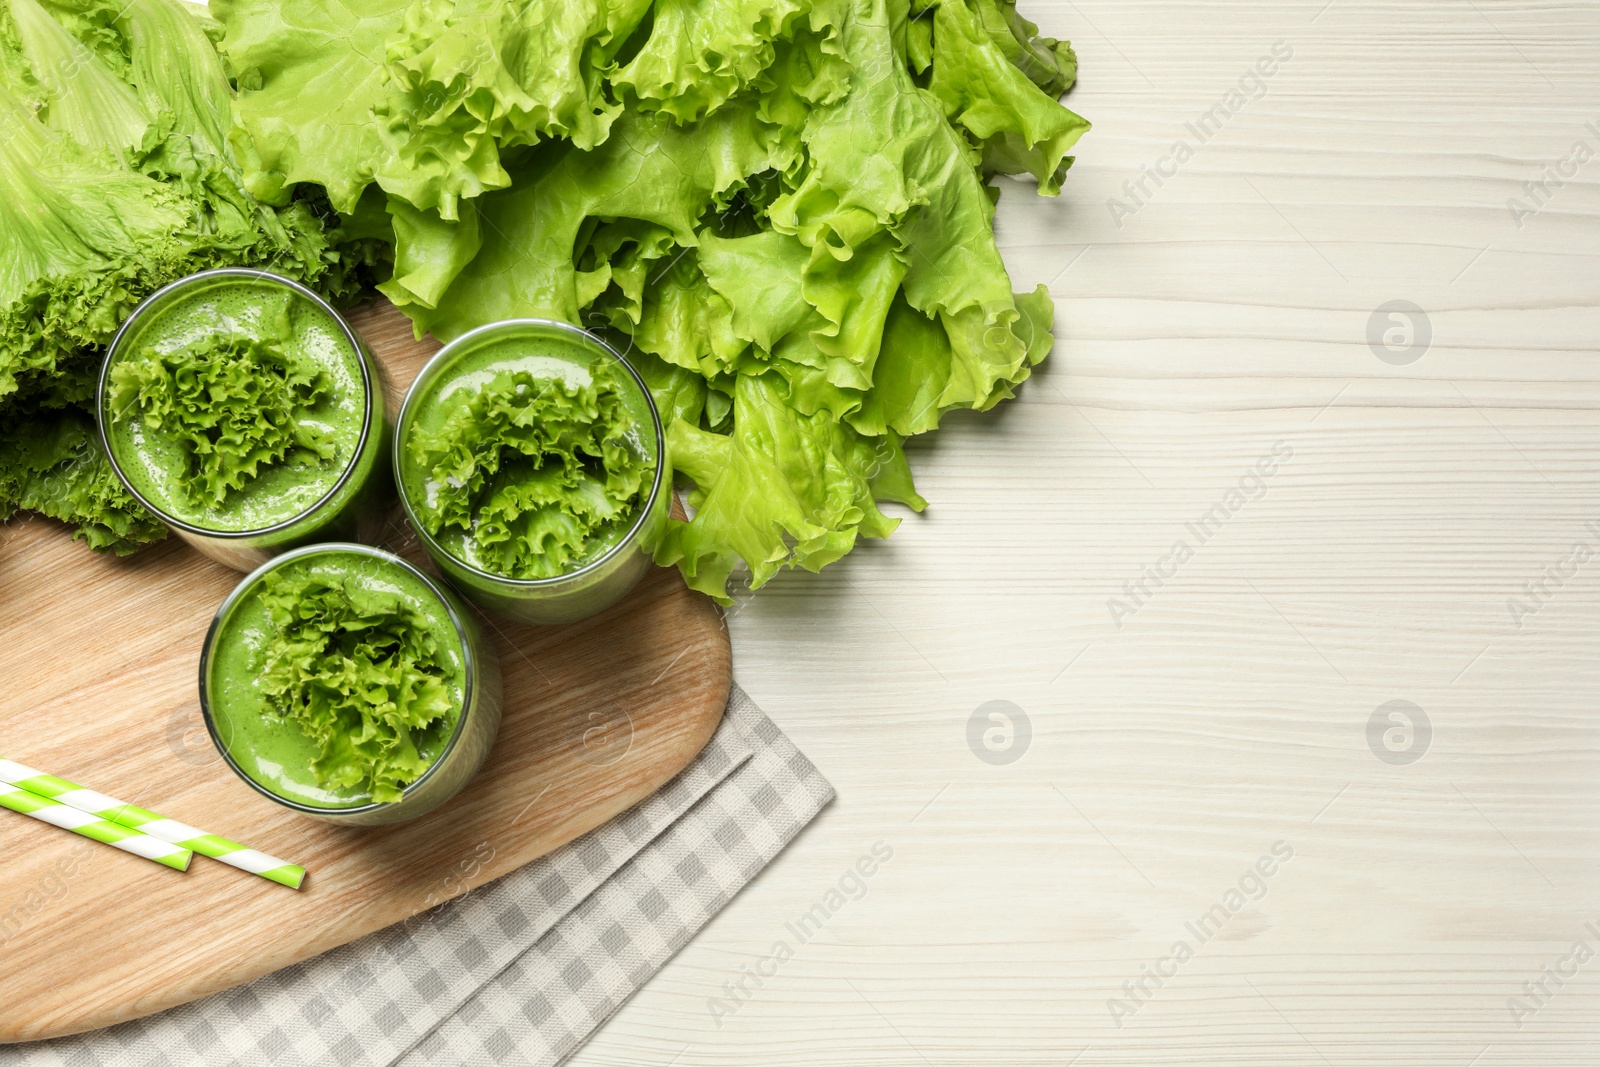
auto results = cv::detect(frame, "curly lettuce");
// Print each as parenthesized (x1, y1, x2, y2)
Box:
(0, 81, 190, 403)
(657, 371, 923, 595)
(399, 102, 782, 338)
(0, 0, 352, 362)
(0, 0, 375, 552)
(207, 0, 1090, 601)
(409, 364, 652, 580)
(0, 411, 165, 554)
(107, 328, 335, 509)
(611, 0, 838, 122)
(213, 0, 411, 214)
(920, 0, 1088, 194)
(258, 569, 458, 803)
(376, 0, 654, 213)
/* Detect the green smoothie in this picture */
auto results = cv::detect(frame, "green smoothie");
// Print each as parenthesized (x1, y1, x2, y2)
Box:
(398, 330, 657, 581)
(204, 550, 468, 810)
(104, 274, 368, 533)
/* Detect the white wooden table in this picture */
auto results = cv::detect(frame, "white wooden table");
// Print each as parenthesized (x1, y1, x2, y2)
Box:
(574, 1, 1600, 1063)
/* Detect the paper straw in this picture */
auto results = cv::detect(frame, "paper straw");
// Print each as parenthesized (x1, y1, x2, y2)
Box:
(0, 759, 305, 890)
(0, 781, 191, 871)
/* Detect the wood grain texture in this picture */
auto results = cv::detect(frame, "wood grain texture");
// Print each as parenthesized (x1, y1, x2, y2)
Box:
(0, 303, 730, 1043)
(558, 2, 1599, 1065)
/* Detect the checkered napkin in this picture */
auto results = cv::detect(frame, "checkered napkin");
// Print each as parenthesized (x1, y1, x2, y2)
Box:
(16, 687, 833, 1067)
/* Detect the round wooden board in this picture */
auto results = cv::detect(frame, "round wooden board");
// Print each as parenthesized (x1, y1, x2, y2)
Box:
(0, 302, 730, 1043)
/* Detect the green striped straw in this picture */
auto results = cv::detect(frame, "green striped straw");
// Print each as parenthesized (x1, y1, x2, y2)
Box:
(0, 781, 191, 871)
(0, 759, 305, 890)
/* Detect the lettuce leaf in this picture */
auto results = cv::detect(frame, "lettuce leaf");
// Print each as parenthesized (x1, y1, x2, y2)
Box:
(221, 0, 652, 222)
(36, 0, 136, 77)
(0, 411, 165, 554)
(923, 0, 1088, 195)
(376, 0, 654, 216)
(850, 282, 1054, 436)
(768, 0, 1014, 324)
(215, 0, 412, 214)
(657, 371, 924, 597)
(627, 347, 708, 430)
(627, 247, 747, 380)
(403, 101, 781, 337)
(408, 364, 652, 580)
(0, 81, 183, 545)
(378, 196, 482, 310)
(107, 326, 335, 509)
(973, 0, 1078, 97)
(258, 569, 458, 803)
(8, 0, 155, 160)
(612, 0, 829, 122)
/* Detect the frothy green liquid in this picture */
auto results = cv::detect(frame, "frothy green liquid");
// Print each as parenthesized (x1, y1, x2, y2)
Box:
(398, 335, 657, 577)
(106, 277, 366, 532)
(205, 552, 467, 810)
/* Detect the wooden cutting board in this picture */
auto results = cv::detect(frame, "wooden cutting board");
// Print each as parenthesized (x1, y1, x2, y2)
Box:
(0, 302, 730, 1043)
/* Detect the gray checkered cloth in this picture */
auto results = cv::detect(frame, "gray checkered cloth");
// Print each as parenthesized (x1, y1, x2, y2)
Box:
(13, 687, 832, 1067)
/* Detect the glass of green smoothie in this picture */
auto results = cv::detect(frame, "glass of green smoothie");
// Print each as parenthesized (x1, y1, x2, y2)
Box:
(98, 269, 391, 572)
(395, 319, 668, 625)
(200, 543, 503, 826)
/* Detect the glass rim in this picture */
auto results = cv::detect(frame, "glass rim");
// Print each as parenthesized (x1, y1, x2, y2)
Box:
(97, 268, 378, 540)
(197, 542, 481, 817)
(393, 317, 668, 590)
